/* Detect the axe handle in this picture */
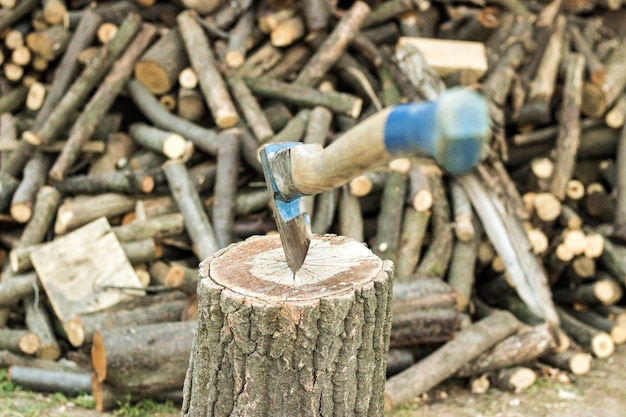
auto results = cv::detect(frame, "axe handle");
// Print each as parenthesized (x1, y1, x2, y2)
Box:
(288, 87, 490, 196)
(289, 108, 395, 196)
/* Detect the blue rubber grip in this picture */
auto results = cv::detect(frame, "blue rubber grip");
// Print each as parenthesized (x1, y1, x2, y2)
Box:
(384, 101, 438, 157)
(383, 88, 490, 174)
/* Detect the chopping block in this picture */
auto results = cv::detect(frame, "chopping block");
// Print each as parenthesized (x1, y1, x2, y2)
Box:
(181, 233, 394, 417)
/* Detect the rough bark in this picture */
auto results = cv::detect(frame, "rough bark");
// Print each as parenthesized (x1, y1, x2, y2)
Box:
(163, 159, 220, 260)
(456, 323, 558, 377)
(128, 79, 225, 156)
(178, 10, 239, 128)
(294, 1, 370, 87)
(92, 320, 196, 393)
(64, 294, 186, 348)
(384, 310, 520, 410)
(9, 366, 91, 396)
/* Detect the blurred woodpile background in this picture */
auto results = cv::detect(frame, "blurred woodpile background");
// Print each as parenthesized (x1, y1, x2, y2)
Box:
(0, 0, 626, 412)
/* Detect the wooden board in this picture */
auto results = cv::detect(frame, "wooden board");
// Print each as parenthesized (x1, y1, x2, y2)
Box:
(396, 37, 488, 86)
(30, 217, 145, 322)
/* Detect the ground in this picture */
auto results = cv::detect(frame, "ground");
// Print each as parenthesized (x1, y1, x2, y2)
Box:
(388, 344, 626, 417)
(1, 345, 625, 417)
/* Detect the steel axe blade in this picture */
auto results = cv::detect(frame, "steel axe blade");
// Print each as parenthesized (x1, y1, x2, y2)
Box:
(260, 142, 310, 275)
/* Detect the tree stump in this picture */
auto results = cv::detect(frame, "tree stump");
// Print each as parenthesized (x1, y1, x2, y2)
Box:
(181, 234, 394, 417)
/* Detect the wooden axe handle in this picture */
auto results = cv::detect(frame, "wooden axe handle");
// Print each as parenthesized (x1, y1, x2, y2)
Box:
(289, 88, 490, 196)
(290, 108, 393, 196)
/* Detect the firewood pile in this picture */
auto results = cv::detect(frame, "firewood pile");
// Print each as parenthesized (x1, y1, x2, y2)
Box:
(0, 0, 626, 412)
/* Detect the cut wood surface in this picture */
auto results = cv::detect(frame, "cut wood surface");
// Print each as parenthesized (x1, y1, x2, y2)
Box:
(489, 366, 537, 391)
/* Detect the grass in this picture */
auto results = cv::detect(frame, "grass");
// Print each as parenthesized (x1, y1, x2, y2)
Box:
(0, 369, 178, 416)
(385, 400, 423, 417)
(113, 396, 178, 417)
(0, 369, 17, 396)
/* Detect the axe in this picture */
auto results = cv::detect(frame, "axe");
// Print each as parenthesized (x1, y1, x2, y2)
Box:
(260, 87, 491, 275)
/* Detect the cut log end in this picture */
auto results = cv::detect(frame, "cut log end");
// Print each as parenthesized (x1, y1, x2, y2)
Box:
(555, 243, 574, 263)
(141, 176, 155, 193)
(204, 234, 385, 302)
(412, 189, 434, 212)
(134, 62, 174, 95)
(38, 345, 62, 361)
(26, 82, 46, 111)
(605, 110, 625, 129)
(214, 111, 240, 129)
(97, 23, 118, 44)
(164, 266, 185, 287)
(565, 180, 585, 201)
(18, 332, 41, 355)
(178, 68, 198, 89)
(349, 175, 373, 197)
(64, 317, 85, 348)
(454, 215, 475, 242)
(10, 203, 32, 224)
(470, 374, 490, 394)
(589, 69, 607, 86)
(594, 280, 622, 305)
(91, 332, 107, 382)
(350, 97, 364, 119)
(43, 4, 68, 25)
(527, 228, 549, 255)
(533, 192, 561, 222)
(54, 205, 75, 235)
(562, 229, 588, 256)
(584, 233, 605, 259)
(569, 352, 592, 375)
(389, 158, 412, 173)
(581, 82, 607, 118)
(591, 332, 615, 359)
(610, 324, 626, 345)
(22, 130, 42, 146)
(225, 51, 245, 69)
(491, 367, 537, 391)
(162, 133, 188, 159)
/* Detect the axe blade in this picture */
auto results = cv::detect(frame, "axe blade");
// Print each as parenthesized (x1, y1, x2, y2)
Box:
(274, 209, 310, 275)
(260, 143, 311, 275)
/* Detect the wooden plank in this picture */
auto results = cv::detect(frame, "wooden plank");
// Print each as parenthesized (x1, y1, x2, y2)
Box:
(30, 217, 145, 322)
(396, 37, 488, 85)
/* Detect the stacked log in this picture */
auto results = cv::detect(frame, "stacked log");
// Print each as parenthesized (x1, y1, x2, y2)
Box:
(0, 0, 625, 413)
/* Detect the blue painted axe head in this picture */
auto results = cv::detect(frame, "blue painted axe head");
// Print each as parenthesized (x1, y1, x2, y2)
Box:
(259, 142, 310, 275)
(434, 88, 491, 174)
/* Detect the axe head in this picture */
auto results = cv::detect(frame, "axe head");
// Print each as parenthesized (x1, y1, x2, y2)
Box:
(260, 142, 310, 275)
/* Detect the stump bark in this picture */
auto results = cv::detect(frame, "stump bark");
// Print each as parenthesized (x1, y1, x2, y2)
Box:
(181, 234, 394, 417)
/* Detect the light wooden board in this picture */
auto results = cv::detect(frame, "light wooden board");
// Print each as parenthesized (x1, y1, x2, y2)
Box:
(31, 217, 145, 322)
(396, 37, 488, 85)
